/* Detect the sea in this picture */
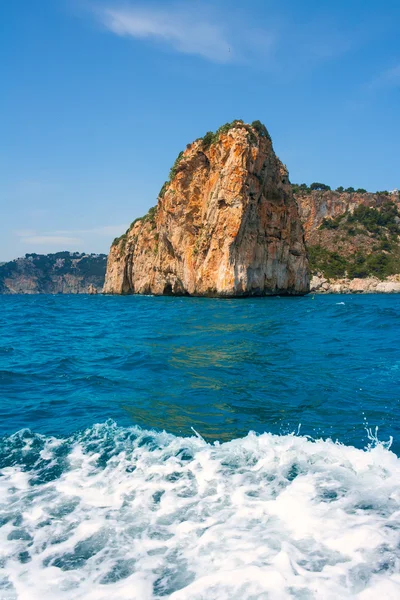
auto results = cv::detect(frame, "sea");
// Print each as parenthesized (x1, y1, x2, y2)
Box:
(0, 294, 399, 599)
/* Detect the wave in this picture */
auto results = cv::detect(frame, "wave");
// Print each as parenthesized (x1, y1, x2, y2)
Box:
(1, 422, 399, 599)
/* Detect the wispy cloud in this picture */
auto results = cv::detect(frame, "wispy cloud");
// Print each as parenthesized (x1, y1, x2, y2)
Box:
(91, 2, 367, 76)
(16, 225, 128, 246)
(51, 225, 128, 236)
(95, 2, 275, 64)
(369, 63, 400, 89)
(21, 235, 82, 246)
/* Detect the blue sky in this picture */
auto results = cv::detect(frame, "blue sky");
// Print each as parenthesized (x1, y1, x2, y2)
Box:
(1, 0, 399, 261)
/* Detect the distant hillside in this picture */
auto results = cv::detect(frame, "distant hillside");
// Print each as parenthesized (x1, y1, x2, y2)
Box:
(0, 252, 107, 294)
(294, 188, 400, 280)
(293, 186, 400, 292)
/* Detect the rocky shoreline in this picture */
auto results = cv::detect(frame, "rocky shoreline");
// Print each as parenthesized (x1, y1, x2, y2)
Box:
(310, 273, 400, 294)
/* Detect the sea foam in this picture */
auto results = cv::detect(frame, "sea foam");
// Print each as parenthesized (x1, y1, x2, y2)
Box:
(0, 422, 399, 599)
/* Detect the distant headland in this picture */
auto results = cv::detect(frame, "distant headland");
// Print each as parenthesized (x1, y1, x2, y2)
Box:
(0, 252, 106, 294)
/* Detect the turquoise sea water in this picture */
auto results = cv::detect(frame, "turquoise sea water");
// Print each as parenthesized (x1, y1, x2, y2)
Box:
(1, 294, 400, 599)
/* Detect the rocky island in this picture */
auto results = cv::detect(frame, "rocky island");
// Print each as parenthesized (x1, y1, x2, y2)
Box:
(104, 120, 309, 296)
(0, 252, 107, 294)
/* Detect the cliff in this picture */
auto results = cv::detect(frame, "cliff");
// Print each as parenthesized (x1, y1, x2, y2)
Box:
(104, 121, 309, 297)
(0, 252, 107, 294)
(294, 189, 400, 288)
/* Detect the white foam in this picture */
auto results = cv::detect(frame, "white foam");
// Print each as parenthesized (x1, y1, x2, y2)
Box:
(1, 425, 400, 599)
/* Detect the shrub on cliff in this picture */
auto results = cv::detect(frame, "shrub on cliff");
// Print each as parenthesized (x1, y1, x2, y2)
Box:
(201, 131, 216, 149)
(292, 183, 310, 194)
(347, 202, 400, 235)
(347, 252, 400, 280)
(308, 246, 347, 278)
(310, 182, 331, 191)
(319, 214, 344, 230)
(158, 181, 168, 199)
(251, 120, 271, 140)
(169, 151, 184, 180)
(200, 121, 248, 150)
(196, 120, 271, 152)
(157, 151, 185, 200)
(144, 206, 157, 224)
(309, 244, 400, 280)
(112, 233, 127, 247)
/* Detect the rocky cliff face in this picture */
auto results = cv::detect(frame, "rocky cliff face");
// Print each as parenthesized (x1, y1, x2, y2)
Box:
(104, 121, 309, 296)
(294, 190, 400, 284)
(0, 252, 107, 294)
(295, 190, 400, 242)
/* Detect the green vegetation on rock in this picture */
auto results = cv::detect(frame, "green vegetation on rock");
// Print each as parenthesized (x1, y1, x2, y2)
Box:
(197, 119, 271, 150)
(310, 182, 331, 191)
(308, 245, 399, 280)
(310, 200, 400, 279)
(293, 184, 373, 195)
(200, 120, 245, 149)
(112, 205, 158, 247)
(347, 202, 400, 235)
(169, 151, 184, 180)
(319, 202, 400, 236)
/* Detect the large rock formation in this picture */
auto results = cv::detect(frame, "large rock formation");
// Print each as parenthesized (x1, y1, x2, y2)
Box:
(0, 252, 107, 294)
(104, 121, 309, 296)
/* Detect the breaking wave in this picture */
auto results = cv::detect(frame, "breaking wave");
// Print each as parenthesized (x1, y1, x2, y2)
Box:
(1, 422, 400, 599)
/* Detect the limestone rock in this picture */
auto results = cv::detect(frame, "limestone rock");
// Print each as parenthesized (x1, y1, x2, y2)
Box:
(375, 281, 400, 293)
(88, 284, 98, 295)
(310, 275, 329, 292)
(311, 275, 400, 294)
(104, 122, 309, 297)
(348, 278, 378, 293)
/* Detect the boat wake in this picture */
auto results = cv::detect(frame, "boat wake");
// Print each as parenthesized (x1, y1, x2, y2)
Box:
(1, 421, 399, 599)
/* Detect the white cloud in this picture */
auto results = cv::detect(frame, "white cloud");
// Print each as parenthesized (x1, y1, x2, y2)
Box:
(93, 2, 362, 73)
(21, 236, 82, 246)
(95, 3, 257, 63)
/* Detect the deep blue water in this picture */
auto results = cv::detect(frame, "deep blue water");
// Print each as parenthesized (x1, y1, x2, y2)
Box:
(0, 295, 400, 452)
(1, 294, 399, 451)
(1, 294, 400, 599)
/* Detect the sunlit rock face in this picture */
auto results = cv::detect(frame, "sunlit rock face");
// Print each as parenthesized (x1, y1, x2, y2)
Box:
(103, 122, 309, 297)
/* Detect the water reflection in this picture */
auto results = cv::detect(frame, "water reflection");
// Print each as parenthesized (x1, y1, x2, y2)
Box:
(117, 295, 399, 451)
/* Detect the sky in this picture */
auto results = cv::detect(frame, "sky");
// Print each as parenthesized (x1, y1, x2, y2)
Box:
(1, 0, 399, 261)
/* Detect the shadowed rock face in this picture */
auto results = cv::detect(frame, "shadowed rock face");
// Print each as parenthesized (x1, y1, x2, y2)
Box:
(104, 122, 309, 297)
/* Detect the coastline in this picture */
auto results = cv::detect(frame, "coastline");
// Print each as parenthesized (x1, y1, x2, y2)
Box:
(311, 273, 400, 294)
